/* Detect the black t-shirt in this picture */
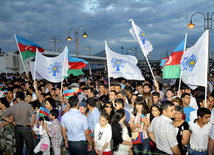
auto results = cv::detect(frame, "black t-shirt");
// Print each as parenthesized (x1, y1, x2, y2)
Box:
(175, 121, 189, 154)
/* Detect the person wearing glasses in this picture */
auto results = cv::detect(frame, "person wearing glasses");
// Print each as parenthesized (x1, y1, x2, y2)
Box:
(103, 101, 115, 124)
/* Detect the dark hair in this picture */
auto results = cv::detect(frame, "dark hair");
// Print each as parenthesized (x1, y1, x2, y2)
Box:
(197, 108, 211, 118)
(100, 112, 110, 121)
(103, 101, 115, 123)
(7, 87, 14, 93)
(39, 116, 50, 122)
(152, 92, 160, 98)
(136, 83, 142, 87)
(150, 103, 161, 122)
(196, 95, 206, 108)
(50, 109, 59, 119)
(45, 97, 56, 108)
(28, 86, 35, 92)
(115, 84, 121, 88)
(87, 87, 94, 94)
(110, 90, 117, 95)
(181, 93, 190, 99)
(175, 105, 184, 113)
(133, 97, 149, 116)
(26, 92, 32, 96)
(30, 100, 40, 110)
(86, 98, 96, 107)
(99, 95, 109, 104)
(161, 101, 175, 113)
(0, 97, 9, 108)
(124, 86, 132, 94)
(80, 82, 86, 87)
(15, 91, 25, 100)
(143, 83, 151, 89)
(115, 98, 124, 107)
(104, 84, 109, 90)
(111, 108, 125, 125)
(68, 95, 79, 108)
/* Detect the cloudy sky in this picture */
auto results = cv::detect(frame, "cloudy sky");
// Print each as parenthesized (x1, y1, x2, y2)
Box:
(0, 0, 214, 60)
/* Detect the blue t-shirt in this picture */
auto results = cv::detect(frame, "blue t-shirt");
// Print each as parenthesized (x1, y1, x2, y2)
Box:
(183, 106, 195, 123)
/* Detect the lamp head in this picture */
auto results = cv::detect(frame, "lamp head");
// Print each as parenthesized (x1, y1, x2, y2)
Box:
(188, 20, 195, 28)
(57, 39, 59, 42)
(129, 49, 132, 52)
(50, 38, 53, 41)
(82, 31, 88, 38)
(67, 35, 72, 41)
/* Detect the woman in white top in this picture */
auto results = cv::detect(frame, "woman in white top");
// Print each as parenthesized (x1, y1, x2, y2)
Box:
(130, 97, 150, 155)
(94, 112, 112, 155)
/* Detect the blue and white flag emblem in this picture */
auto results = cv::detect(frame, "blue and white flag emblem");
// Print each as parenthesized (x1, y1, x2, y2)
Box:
(35, 46, 68, 83)
(105, 41, 144, 80)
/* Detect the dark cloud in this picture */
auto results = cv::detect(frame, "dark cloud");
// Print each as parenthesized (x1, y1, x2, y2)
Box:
(0, 0, 213, 59)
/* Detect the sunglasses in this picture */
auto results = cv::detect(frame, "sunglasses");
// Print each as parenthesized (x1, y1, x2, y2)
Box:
(105, 106, 112, 108)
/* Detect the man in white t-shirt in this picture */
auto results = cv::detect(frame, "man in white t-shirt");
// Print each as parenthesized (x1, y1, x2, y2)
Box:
(189, 108, 212, 154)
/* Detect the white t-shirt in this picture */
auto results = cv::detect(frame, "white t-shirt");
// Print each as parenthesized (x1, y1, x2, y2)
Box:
(189, 120, 212, 149)
(189, 96, 198, 110)
(94, 123, 112, 152)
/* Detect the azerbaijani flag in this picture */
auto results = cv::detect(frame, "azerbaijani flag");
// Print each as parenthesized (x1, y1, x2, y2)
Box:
(0, 84, 6, 90)
(3, 90, 7, 97)
(160, 57, 168, 70)
(139, 114, 145, 124)
(66, 56, 88, 77)
(162, 37, 186, 79)
(63, 89, 76, 99)
(38, 107, 50, 117)
(14, 34, 44, 61)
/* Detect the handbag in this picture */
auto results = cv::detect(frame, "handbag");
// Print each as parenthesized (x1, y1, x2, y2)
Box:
(41, 143, 48, 151)
(131, 132, 143, 144)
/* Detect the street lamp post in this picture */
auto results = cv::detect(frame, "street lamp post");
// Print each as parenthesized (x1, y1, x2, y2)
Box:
(188, 12, 214, 69)
(67, 26, 88, 58)
(50, 36, 59, 52)
(121, 46, 124, 54)
(87, 46, 92, 55)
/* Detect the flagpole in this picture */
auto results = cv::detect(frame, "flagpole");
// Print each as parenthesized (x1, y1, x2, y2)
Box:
(61, 48, 67, 97)
(33, 49, 38, 85)
(145, 55, 156, 83)
(178, 33, 187, 97)
(205, 30, 209, 108)
(14, 34, 27, 75)
(105, 41, 111, 92)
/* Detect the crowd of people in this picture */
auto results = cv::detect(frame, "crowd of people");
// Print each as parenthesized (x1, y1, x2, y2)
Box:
(0, 65, 214, 155)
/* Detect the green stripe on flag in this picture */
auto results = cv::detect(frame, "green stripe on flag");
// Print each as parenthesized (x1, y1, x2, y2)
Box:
(163, 65, 181, 79)
(64, 69, 84, 78)
(21, 50, 35, 60)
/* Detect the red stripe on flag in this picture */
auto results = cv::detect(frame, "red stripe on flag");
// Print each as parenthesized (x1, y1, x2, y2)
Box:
(68, 62, 87, 69)
(164, 51, 183, 66)
(64, 92, 75, 97)
(18, 43, 44, 53)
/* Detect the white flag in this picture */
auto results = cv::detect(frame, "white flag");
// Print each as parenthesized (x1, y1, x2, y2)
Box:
(129, 19, 153, 56)
(180, 30, 209, 90)
(30, 61, 43, 80)
(105, 41, 145, 80)
(35, 46, 68, 83)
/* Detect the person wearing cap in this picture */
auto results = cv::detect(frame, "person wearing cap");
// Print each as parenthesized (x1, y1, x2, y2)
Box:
(69, 82, 87, 103)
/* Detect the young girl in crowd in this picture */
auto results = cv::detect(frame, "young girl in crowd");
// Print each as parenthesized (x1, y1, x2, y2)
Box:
(94, 112, 112, 155)
(33, 116, 50, 155)
(112, 109, 132, 155)
(130, 97, 150, 155)
(149, 104, 161, 153)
